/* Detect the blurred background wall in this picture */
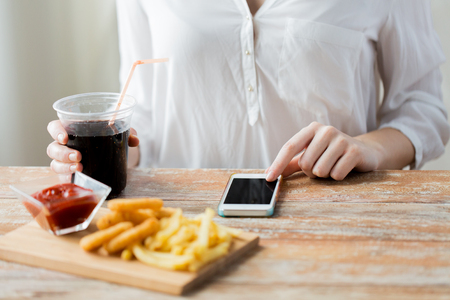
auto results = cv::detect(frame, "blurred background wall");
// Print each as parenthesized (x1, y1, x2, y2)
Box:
(0, 0, 120, 167)
(0, 0, 449, 170)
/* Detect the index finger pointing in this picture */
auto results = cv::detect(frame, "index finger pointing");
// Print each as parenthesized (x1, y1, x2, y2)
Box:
(266, 125, 316, 181)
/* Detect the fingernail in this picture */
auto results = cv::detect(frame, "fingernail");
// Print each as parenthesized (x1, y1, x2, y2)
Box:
(58, 133, 64, 143)
(69, 153, 77, 162)
(266, 171, 275, 181)
(69, 164, 77, 172)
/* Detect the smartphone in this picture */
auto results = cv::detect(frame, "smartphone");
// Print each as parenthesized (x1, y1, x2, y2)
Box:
(217, 173, 282, 217)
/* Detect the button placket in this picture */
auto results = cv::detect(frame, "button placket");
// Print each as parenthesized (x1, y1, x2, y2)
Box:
(241, 14, 259, 126)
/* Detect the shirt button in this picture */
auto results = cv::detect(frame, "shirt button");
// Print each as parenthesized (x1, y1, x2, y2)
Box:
(246, 15, 250, 20)
(248, 85, 254, 92)
(245, 50, 251, 55)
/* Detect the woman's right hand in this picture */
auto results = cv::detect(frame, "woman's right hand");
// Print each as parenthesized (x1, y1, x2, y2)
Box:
(47, 120, 83, 174)
(47, 120, 141, 174)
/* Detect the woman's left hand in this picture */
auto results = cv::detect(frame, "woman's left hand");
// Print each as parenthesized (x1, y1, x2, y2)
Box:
(265, 122, 414, 181)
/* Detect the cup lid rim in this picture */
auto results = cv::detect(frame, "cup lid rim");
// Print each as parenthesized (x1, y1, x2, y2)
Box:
(53, 92, 136, 117)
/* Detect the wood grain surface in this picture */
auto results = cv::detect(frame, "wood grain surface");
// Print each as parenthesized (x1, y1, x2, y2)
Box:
(1, 167, 450, 299)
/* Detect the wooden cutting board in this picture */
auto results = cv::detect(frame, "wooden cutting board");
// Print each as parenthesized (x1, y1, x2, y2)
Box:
(0, 208, 259, 295)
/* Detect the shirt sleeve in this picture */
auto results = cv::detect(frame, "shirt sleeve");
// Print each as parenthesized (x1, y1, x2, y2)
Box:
(116, 0, 154, 167)
(377, 0, 450, 169)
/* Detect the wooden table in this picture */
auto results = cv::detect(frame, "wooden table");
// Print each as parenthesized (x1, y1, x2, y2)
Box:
(1, 167, 450, 299)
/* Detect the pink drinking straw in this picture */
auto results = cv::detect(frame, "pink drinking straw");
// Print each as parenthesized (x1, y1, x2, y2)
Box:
(108, 58, 169, 126)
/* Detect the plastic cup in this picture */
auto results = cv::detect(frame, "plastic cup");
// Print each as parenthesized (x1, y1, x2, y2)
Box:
(53, 92, 136, 198)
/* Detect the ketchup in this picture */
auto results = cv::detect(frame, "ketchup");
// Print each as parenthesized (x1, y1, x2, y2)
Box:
(30, 183, 98, 231)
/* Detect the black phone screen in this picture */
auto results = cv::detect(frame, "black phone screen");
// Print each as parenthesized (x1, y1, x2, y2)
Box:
(223, 178, 278, 205)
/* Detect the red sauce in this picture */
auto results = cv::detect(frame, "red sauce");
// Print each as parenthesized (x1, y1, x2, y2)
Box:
(30, 183, 98, 231)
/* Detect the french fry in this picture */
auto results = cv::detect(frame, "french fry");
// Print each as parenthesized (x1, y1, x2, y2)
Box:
(185, 208, 215, 258)
(214, 223, 233, 245)
(107, 198, 164, 212)
(147, 239, 163, 251)
(171, 243, 190, 255)
(125, 209, 156, 225)
(121, 248, 134, 260)
(216, 223, 243, 238)
(96, 211, 127, 230)
(188, 241, 231, 272)
(154, 207, 176, 219)
(159, 217, 170, 231)
(182, 218, 201, 227)
(105, 217, 160, 254)
(80, 221, 133, 251)
(144, 236, 154, 248)
(97, 209, 156, 230)
(145, 235, 163, 251)
(154, 208, 182, 245)
(137, 209, 157, 219)
(132, 244, 194, 270)
(166, 225, 196, 249)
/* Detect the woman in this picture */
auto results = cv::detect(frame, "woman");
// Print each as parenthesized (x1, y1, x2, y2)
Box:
(47, 0, 449, 181)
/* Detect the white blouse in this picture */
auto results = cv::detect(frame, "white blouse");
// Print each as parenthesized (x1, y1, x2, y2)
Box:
(116, 0, 449, 169)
